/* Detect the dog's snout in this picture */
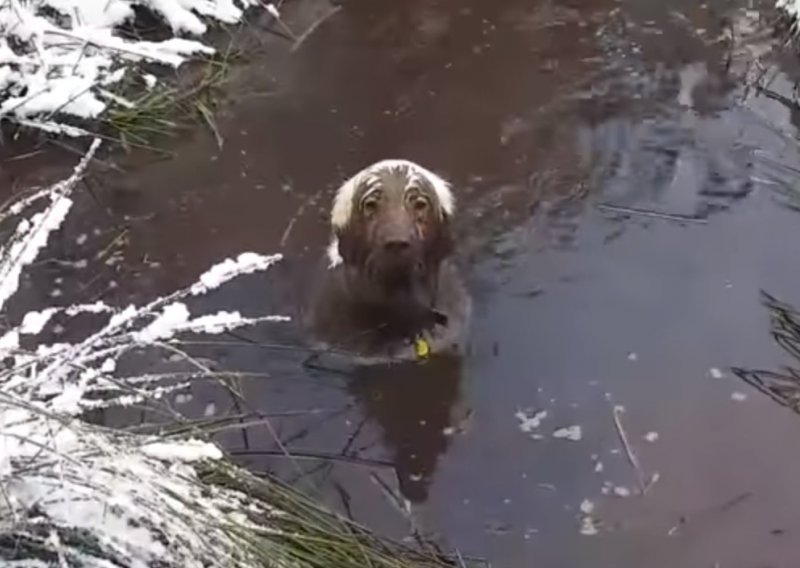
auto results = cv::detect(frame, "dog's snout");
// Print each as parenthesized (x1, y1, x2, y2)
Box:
(378, 209, 416, 255)
(383, 239, 411, 254)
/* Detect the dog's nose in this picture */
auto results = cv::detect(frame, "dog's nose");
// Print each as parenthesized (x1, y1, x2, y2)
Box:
(383, 240, 411, 254)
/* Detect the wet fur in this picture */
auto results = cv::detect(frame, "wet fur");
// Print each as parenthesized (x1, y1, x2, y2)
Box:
(307, 160, 471, 363)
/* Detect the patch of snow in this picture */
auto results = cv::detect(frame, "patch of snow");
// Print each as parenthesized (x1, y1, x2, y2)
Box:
(644, 431, 659, 443)
(135, 302, 192, 342)
(613, 486, 631, 497)
(778, 0, 800, 21)
(140, 439, 223, 461)
(65, 301, 114, 316)
(515, 409, 548, 433)
(553, 425, 582, 441)
(709, 367, 724, 379)
(0, 330, 20, 355)
(19, 308, 58, 335)
(98, 357, 116, 374)
(579, 499, 595, 514)
(135, 304, 289, 343)
(175, 393, 193, 404)
(265, 3, 281, 19)
(191, 252, 283, 295)
(143, 73, 158, 89)
(731, 391, 748, 402)
(580, 516, 599, 536)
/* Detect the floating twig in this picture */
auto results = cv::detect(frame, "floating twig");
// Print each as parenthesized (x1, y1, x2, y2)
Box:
(596, 203, 708, 224)
(611, 405, 648, 494)
(291, 5, 343, 53)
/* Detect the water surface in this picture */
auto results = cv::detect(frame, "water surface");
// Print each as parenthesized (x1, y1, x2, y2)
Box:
(5, 0, 800, 565)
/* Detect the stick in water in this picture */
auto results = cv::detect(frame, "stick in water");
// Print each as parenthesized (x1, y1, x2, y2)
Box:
(612, 405, 648, 494)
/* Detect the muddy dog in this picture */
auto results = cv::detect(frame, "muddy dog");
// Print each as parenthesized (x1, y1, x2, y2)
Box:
(306, 159, 471, 364)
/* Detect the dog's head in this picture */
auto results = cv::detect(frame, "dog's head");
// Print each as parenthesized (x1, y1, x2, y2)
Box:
(327, 160, 455, 291)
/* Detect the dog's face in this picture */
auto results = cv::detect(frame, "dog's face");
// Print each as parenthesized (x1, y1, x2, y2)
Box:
(329, 160, 455, 291)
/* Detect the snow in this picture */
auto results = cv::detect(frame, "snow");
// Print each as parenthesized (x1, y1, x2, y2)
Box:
(0, 145, 290, 567)
(0, 0, 264, 134)
(0, 138, 100, 311)
(515, 409, 548, 433)
(553, 425, 583, 441)
(19, 308, 58, 335)
(191, 252, 283, 295)
(613, 486, 631, 497)
(135, 302, 192, 342)
(579, 516, 599, 536)
(134, 303, 289, 343)
(778, 0, 800, 20)
(140, 439, 223, 461)
(0, 330, 20, 354)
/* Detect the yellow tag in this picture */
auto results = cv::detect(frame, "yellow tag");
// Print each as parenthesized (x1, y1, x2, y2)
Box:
(414, 337, 430, 359)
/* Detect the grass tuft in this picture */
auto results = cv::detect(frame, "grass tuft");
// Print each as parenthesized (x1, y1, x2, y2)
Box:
(734, 292, 800, 413)
(102, 43, 243, 152)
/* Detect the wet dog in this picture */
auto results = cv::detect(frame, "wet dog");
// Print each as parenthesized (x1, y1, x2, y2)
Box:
(306, 159, 471, 363)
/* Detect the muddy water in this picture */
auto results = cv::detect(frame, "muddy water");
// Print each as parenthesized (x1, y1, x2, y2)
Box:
(8, 0, 800, 565)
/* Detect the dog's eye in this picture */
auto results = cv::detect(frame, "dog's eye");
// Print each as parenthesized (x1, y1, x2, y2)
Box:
(361, 198, 378, 215)
(412, 198, 429, 213)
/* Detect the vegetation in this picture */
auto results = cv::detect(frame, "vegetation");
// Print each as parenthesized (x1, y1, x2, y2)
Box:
(734, 292, 800, 413)
(0, 142, 469, 568)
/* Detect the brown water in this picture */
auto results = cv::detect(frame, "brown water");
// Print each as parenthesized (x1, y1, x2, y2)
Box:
(7, 0, 800, 565)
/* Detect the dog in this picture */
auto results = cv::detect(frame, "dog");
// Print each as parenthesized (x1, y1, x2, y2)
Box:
(306, 159, 471, 364)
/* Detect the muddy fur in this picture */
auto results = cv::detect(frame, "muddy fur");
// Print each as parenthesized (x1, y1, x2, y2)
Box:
(306, 160, 471, 364)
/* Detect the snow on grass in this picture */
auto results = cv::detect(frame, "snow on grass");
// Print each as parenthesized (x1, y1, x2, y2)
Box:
(0, 141, 295, 566)
(0, 138, 101, 310)
(778, 0, 800, 20)
(1, 407, 279, 567)
(0, 0, 267, 135)
(0, 140, 455, 568)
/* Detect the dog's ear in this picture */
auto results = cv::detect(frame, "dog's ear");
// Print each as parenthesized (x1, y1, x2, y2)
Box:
(425, 210, 455, 267)
(335, 221, 367, 267)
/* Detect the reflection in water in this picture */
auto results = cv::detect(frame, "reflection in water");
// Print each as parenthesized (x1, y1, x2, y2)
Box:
(347, 355, 464, 503)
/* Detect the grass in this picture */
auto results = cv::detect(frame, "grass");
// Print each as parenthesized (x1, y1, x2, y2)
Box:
(101, 39, 243, 153)
(1, 393, 467, 568)
(199, 461, 463, 568)
(733, 292, 800, 413)
(0, 141, 474, 568)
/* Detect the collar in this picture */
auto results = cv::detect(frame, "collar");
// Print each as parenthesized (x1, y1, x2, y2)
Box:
(412, 309, 448, 360)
